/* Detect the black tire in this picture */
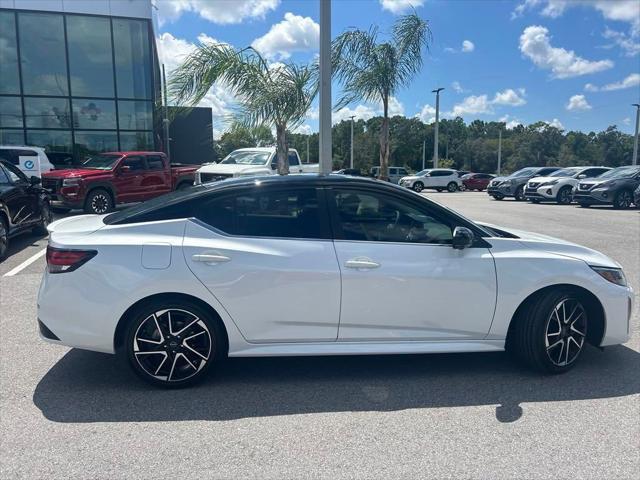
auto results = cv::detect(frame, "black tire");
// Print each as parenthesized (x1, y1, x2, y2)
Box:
(84, 188, 113, 215)
(493, 194, 504, 201)
(613, 189, 632, 210)
(508, 288, 588, 374)
(578, 202, 590, 208)
(556, 186, 573, 205)
(32, 202, 52, 236)
(176, 182, 192, 191)
(436, 188, 443, 192)
(447, 182, 458, 192)
(123, 299, 224, 388)
(412, 182, 424, 193)
(50, 206, 71, 214)
(514, 186, 525, 201)
(0, 215, 8, 262)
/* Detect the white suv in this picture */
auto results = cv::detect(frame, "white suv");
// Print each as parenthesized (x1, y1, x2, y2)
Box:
(370, 166, 409, 184)
(399, 168, 462, 192)
(0, 146, 54, 177)
(525, 166, 610, 204)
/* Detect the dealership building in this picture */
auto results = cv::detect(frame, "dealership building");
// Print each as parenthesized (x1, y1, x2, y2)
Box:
(0, 0, 213, 165)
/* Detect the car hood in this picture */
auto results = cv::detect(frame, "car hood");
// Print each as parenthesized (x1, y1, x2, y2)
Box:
(478, 222, 620, 268)
(42, 168, 109, 179)
(198, 163, 269, 174)
(401, 176, 422, 182)
(577, 178, 612, 187)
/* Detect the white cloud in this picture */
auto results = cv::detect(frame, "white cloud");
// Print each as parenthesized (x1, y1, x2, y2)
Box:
(450, 95, 493, 117)
(492, 88, 527, 106)
(379, 0, 425, 14)
(512, 1, 640, 28)
(547, 118, 564, 129)
(519, 25, 613, 78)
(584, 73, 640, 92)
(386, 96, 405, 116)
(566, 94, 592, 111)
(451, 81, 467, 93)
(622, 117, 632, 125)
(500, 115, 524, 130)
(461, 40, 475, 53)
(333, 105, 377, 125)
(293, 124, 313, 135)
(415, 104, 436, 123)
(602, 27, 640, 57)
(251, 12, 319, 60)
(155, 0, 280, 26)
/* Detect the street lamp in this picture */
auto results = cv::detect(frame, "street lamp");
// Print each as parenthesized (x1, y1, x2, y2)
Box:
(319, 0, 332, 174)
(349, 115, 355, 169)
(632, 103, 639, 166)
(432, 87, 444, 169)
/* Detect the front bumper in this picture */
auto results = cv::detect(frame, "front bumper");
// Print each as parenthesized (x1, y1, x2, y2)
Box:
(525, 185, 557, 200)
(487, 184, 512, 196)
(573, 188, 613, 205)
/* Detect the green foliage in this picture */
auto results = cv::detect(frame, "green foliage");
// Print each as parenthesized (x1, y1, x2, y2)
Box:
(217, 124, 275, 158)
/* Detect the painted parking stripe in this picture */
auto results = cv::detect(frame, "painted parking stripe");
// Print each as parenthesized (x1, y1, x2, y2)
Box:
(4, 248, 47, 277)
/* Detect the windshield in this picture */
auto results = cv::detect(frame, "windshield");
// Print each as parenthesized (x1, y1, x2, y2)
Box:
(82, 154, 122, 170)
(220, 151, 270, 165)
(510, 167, 538, 177)
(597, 166, 640, 180)
(416, 170, 429, 176)
(549, 168, 581, 178)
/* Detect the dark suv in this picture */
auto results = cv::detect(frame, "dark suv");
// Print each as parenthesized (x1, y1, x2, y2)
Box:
(487, 167, 560, 201)
(573, 165, 640, 209)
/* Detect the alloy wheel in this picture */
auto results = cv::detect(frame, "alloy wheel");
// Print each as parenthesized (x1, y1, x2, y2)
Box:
(0, 220, 7, 259)
(413, 182, 423, 193)
(133, 308, 212, 383)
(41, 204, 52, 227)
(558, 188, 572, 204)
(544, 298, 587, 367)
(91, 193, 110, 214)
(615, 191, 631, 209)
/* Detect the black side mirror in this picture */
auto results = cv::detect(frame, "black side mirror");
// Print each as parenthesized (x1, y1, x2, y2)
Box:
(452, 226, 474, 250)
(30, 175, 41, 185)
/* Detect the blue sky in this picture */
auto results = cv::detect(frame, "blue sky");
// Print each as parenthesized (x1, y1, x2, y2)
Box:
(154, 0, 640, 137)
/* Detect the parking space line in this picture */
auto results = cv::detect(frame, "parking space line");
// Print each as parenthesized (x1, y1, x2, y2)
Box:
(4, 248, 47, 277)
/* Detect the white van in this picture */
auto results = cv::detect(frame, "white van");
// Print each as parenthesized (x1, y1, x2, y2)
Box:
(0, 146, 54, 177)
(370, 166, 410, 184)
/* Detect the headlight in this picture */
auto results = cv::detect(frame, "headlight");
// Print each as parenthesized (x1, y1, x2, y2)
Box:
(503, 180, 512, 186)
(591, 266, 627, 287)
(62, 178, 81, 187)
(540, 180, 558, 187)
(598, 181, 616, 188)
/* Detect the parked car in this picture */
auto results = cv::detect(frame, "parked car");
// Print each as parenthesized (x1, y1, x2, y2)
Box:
(399, 168, 462, 192)
(196, 148, 318, 184)
(0, 160, 51, 261)
(370, 166, 410, 184)
(634, 184, 640, 208)
(38, 174, 632, 387)
(487, 166, 560, 201)
(41, 152, 198, 215)
(0, 146, 55, 177)
(457, 170, 470, 177)
(461, 173, 495, 191)
(525, 166, 611, 204)
(572, 165, 640, 209)
(333, 168, 363, 176)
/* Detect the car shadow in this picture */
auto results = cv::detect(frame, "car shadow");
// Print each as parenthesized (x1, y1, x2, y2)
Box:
(33, 344, 640, 424)
(2, 232, 46, 261)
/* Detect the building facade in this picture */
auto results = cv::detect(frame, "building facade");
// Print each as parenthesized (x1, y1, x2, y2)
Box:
(0, 0, 162, 165)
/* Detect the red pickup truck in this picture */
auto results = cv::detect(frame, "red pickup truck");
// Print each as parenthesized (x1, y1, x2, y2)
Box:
(41, 152, 198, 214)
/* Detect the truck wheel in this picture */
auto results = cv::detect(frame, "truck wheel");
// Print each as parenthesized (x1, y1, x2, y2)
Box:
(85, 189, 113, 215)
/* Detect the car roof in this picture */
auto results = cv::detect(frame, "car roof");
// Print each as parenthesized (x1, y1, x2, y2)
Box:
(231, 147, 298, 152)
(0, 145, 45, 152)
(99, 151, 166, 156)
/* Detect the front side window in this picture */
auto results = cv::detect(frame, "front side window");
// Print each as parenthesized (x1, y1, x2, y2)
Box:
(0, 164, 10, 184)
(122, 156, 146, 171)
(146, 156, 165, 170)
(195, 188, 324, 239)
(1, 160, 28, 183)
(332, 189, 453, 244)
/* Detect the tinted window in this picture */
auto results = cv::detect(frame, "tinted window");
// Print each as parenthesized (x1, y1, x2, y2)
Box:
(537, 168, 558, 176)
(113, 19, 152, 99)
(146, 156, 164, 170)
(195, 188, 324, 239)
(118, 100, 153, 130)
(0, 97, 23, 128)
(72, 99, 117, 129)
(26, 130, 72, 154)
(2, 160, 28, 183)
(332, 189, 453, 244)
(431, 170, 449, 177)
(0, 164, 10, 184)
(288, 152, 300, 166)
(24, 97, 71, 129)
(67, 15, 114, 97)
(120, 131, 153, 151)
(584, 168, 607, 178)
(0, 11, 20, 94)
(122, 156, 145, 171)
(18, 12, 68, 96)
(398, 169, 408, 175)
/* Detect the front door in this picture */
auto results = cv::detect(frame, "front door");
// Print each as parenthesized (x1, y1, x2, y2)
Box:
(328, 187, 497, 341)
(112, 156, 147, 203)
(183, 186, 341, 343)
(0, 162, 37, 229)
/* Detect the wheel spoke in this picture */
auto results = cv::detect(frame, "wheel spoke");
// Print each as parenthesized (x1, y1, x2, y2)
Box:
(570, 324, 586, 336)
(167, 355, 179, 382)
(154, 353, 168, 375)
(151, 313, 165, 342)
(179, 353, 198, 371)
(547, 339, 563, 351)
(183, 342, 208, 361)
(173, 317, 200, 336)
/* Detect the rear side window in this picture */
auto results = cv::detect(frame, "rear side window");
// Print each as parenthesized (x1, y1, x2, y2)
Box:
(122, 156, 146, 171)
(0, 164, 10, 184)
(538, 168, 557, 176)
(146, 156, 165, 170)
(288, 152, 300, 166)
(194, 187, 325, 239)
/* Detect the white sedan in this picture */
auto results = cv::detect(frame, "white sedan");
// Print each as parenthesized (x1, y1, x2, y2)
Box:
(399, 168, 462, 192)
(525, 166, 611, 204)
(38, 175, 632, 387)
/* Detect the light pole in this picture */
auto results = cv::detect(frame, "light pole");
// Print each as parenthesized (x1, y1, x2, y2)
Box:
(432, 87, 444, 169)
(632, 103, 640, 166)
(306, 134, 310, 164)
(497, 128, 502, 176)
(422, 139, 426, 170)
(319, 0, 332, 174)
(349, 115, 355, 169)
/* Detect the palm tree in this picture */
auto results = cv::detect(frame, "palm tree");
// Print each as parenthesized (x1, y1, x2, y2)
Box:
(332, 14, 431, 180)
(169, 43, 317, 174)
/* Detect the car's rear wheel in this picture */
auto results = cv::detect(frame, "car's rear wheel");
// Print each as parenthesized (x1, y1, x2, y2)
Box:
(509, 289, 588, 373)
(578, 202, 590, 208)
(33, 202, 52, 235)
(556, 186, 573, 205)
(84, 189, 113, 215)
(492, 194, 504, 200)
(124, 300, 222, 388)
(514, 186, 525, 201)
(613, 189, 632, 210)
(412, 182, 424, 193)
(447, 182, 458, 192)
(0, 216, 8, 261)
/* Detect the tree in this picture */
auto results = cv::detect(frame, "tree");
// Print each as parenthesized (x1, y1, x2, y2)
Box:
(217, 123, 275, 157)
(169, 43, 317, 174)
(332, 14, 431, 180)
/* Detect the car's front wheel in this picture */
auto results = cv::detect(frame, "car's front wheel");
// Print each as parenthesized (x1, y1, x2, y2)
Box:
(412, 182, 424, 193)
(613, 189, 632, 210)
(514, 186, 525, 201)
(509, 289, 588, 373)
(0, 216, 8, 261)
(556, 186, 573, 205)
(84, 189, 113, 215)
(124, 300, 222, 387)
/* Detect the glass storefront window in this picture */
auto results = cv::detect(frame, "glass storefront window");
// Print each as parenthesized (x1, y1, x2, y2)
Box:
(18, 12, 68, 96)
(119, 131, 153, 151)
(72, 99, 117, 129)
(27, 129, 72, 152)
(74, 131, 119, 160)
(118, 100, 153, 130)
(24, 97, 71, 129)
(0, 12, 20, 95)
(0, 97, 23, 128)
(67, 15, 115, 98)
(0, 130, 24, 145)
(113, 19, 152, 99)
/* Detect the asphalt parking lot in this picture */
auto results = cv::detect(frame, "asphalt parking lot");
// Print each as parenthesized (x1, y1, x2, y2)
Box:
(1, 192, 638, 479)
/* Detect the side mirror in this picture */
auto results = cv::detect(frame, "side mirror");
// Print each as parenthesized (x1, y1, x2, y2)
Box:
(452, 226, 474, 250)
(30, 175, 41, 185)
(577, 174, 586, 179)
(271, 162, 277, 170)
(119, 165, 131, 174)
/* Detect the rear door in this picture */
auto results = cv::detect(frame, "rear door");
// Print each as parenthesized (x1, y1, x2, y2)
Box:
(183, 185, 341, 342)
(141, 155, 171, 199)
(288, 151, 303, 173)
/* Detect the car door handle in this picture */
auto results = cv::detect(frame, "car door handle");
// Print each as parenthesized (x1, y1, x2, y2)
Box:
(345, 257, 380, 269)
(192, 253, 231, 264)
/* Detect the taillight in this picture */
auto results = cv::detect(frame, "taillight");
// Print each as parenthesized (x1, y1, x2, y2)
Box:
(46, 246, 97, 274)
